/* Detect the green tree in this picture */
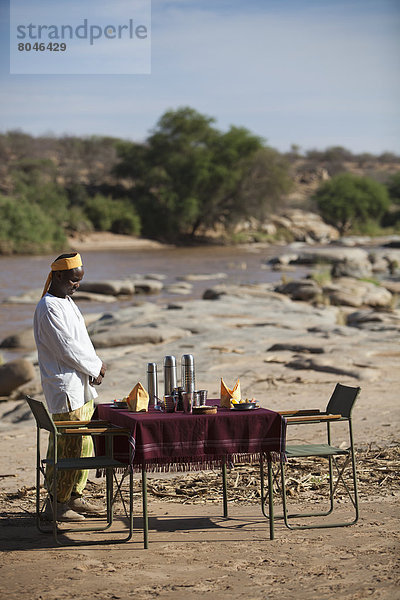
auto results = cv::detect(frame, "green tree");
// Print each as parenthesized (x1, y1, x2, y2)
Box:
(387, 172, 400, 204)
(114, 107, 291, 240)
(313, 173, 390, 235)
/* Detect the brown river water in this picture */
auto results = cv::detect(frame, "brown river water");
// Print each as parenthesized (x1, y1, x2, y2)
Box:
(0, 244, 309, 359)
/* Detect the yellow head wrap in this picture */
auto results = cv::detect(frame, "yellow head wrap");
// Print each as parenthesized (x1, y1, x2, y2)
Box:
(41, 253, 83, 298)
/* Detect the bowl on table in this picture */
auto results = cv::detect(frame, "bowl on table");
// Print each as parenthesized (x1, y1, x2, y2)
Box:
(231, 402, 258, 411)
(112, 401, 128, 409)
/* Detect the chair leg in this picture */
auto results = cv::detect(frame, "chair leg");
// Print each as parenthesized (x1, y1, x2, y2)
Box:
(267, 460, 274, 540)
(142, 464, 148, 549)
(280, 455, 359, 530)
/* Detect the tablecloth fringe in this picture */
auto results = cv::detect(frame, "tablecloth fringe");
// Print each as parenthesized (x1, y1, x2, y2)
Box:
(96, 451, 285, 477)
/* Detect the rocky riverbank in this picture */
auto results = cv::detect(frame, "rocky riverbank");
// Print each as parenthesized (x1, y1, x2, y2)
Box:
(1, 238, 399, 449)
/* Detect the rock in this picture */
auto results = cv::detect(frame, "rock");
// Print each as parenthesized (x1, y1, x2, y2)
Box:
(164, 282, 193, 295)
(368, 254, 391, 274)
(203, 283, 288, 302)
(133, 279, 163, 294)
(178, 273, 228, 281)
(0, 328, 35, 350)
(260, 222, 277, 236)
(144, 273, 167, 281)
(268, 343, 325, 354)
(335, 236, 372, 247)
(331, 259, 372, 279)
(323, 278, 392, 308)
(383, 236, 400, 248)
(74, 291, 117, 303)
(78, 280, 135, 295)
(266, 254, 299, 266)
(295, 247, 369, 265)
(347, 309, 400, 331)
(203, 287, 227, 300)
(0, 359, 36, 396)
(370, 250, 400, 274)
(380, 280, 400, 295)
(4, 290, 41, 304)
(88, 303, 159, 332)
(274, 279, 322, 302)
(90, 325, 189, 348)
(270, 210, 339, 243)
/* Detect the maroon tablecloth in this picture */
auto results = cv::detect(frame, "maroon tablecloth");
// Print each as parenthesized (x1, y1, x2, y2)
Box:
(96, 403, 286, 472)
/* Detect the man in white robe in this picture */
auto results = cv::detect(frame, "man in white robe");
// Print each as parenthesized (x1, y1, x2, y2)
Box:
(34, 252, 107, 521)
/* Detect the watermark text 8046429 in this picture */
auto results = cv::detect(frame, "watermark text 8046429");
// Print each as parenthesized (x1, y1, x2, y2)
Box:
(18, 42, 67, 52)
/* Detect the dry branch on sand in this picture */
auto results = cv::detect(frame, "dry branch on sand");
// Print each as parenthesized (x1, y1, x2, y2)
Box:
(1, 445, 398, 522)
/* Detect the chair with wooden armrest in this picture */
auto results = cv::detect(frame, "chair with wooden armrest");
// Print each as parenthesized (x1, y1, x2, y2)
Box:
(260, 383, 361, 530)
(26, 395, 133, 545)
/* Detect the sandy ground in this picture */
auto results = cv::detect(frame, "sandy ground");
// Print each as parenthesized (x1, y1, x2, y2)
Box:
(0, 498, 398, 600)
(0, 404, 399, 600)
(67, 232, 167, 252)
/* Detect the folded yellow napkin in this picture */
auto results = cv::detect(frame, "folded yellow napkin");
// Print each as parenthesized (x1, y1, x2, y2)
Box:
(220, 378, 241, 408)
(127, 382, 149, 412)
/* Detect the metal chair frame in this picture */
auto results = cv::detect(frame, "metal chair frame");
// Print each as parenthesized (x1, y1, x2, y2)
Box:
(260, 383, 360, 530)
(26, 395, 134, 545)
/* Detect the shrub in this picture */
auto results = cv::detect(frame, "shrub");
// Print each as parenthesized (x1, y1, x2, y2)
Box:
(0, 195, 66, 254)
(84, 195, 141, 235)
(313, 173, 390, 235)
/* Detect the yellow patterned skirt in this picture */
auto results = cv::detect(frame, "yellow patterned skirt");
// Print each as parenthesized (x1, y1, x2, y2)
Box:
(46, 399, 94, 503)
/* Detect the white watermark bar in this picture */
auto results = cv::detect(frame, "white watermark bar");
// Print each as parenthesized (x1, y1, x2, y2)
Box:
(10, 0, 151, 75)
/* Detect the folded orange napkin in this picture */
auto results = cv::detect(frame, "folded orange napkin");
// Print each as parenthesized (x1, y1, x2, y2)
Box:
(127, 382, 149, 412)
(220, 378, 241, 408)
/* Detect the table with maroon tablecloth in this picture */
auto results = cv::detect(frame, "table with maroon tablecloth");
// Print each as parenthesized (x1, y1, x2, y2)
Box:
(96, 403, 286, 546)
(96, 403, 286, 472)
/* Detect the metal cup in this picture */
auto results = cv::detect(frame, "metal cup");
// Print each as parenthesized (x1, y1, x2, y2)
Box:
(164, 395, 176, 413)
(198, 390, 208, 406)
(192, 391, 201, 407)
(182, 391, 194, 414)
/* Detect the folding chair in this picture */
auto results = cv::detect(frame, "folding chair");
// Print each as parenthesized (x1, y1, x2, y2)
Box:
(26, 395, 134, 545)
(260, 383, 360, 530)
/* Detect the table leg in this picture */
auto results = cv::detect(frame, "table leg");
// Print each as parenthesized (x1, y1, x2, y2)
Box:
(268, 460, 274, 540)
(222, 462, 228, 518)
(142, 464, 148, 549)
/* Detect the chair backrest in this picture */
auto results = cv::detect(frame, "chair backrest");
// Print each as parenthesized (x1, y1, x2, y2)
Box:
(26, 395, 56, 433)
(326, 383, 360, 418)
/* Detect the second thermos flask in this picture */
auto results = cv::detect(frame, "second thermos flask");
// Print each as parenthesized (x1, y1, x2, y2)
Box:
(163, 355, 177, 396)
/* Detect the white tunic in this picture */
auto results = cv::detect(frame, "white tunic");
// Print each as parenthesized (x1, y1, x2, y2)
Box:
(34, 293, 102, 414)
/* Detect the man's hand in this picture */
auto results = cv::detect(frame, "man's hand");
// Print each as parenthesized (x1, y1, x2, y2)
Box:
(90, 362, 107, 386)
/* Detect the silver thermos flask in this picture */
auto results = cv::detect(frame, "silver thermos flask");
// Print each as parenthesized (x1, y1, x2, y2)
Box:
(164, 355, 177, 397)
(147, 362, 158, 409)
(181, 354, 195, 392)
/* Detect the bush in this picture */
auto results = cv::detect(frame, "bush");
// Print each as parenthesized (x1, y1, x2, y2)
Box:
(84, 195, 141, 235)
(313, 173, 390, 235)
(66, 206, 94, 233)
(0, 195, 66, 254)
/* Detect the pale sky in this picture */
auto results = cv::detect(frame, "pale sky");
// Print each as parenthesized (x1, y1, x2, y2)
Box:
(0, 0, 399, 154)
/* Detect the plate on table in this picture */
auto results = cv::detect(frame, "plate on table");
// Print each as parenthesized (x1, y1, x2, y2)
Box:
(231, 402, 259, 411)
(111, 402, 128, 409)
